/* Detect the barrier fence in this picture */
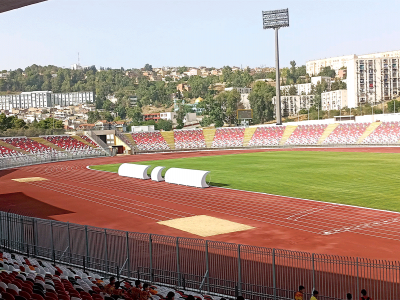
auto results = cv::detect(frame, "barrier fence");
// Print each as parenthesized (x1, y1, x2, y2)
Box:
(0, 150, 109, 170)
(0, 212, 399, 300)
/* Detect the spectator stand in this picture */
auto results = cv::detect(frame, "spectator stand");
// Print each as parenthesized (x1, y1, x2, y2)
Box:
(174, 129, 206, 150)
(248, 126, 286, 147)
(131, 132, 170, 152)
(211, 128, 245, 148)
(285, 124, 328, 146)
(1, 137, 58, 154)
(362, 121, 400, 144)
(323, 123, 371, 145)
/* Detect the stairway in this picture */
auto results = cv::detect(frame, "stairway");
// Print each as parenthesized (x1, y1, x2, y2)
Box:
(71, 135, 97, 148)
(203, 129, 216, 148)
(317, 123, 339, 145)
(124, 133, 137, 147)
(160, 131, 175, 150)
(0, 140, 29, 154)
(279, 125, 297, 145)
(243, 127, 257, 147)
(357, 122, 382, 144)
(30, 137, 64, 151)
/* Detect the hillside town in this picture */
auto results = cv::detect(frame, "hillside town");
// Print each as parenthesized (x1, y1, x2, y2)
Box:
(0, 49, 400, 135)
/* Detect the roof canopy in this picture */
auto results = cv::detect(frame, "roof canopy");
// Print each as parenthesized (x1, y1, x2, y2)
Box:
(0, 0, 47, 14)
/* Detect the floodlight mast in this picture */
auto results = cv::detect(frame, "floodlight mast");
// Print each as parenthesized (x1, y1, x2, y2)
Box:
(262, 8, 289, 126)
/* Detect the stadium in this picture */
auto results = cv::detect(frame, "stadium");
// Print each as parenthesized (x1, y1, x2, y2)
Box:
(1, 116, 400, 300)
(1, 1, 400, 300)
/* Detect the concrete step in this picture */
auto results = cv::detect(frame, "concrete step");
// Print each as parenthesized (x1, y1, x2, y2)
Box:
(279, 125, 297, 145)
(203, 129, 216, 148)
(31, 137, 64, 151)
(243, 127, 257, 147)
(357, 122, 382, 143)
(160, 131, 175, 150)
(0, 140, 29, 154)
(317, 123, 339, 145)
(71, 135, 97, 148)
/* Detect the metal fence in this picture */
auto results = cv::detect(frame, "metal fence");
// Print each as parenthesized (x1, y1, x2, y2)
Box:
(136, 142, 400, 154)
(0, 150, 109, 170)
(1, 212, 399, 300)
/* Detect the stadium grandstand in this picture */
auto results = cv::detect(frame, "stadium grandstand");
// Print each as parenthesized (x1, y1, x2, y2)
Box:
(4, 120, 400, 168)
(0, 211, 398, 300)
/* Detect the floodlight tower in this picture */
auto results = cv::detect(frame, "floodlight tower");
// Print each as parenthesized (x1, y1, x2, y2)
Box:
(262, 9, 289, 125)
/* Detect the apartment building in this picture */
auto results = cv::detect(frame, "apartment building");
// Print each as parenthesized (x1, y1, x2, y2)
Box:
(272, 95, 315, 116)
(0, 91, 94, 110)
(280, 76, 331, 96)
(347, 57, 400, 107)
(321, 90, 348, 110)
(306, 50, 400, 76)
(306, 55, 356, 76)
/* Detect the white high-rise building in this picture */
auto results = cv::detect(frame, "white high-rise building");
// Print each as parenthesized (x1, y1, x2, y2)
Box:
(0, 91, 95, 110)
(272, 95, 315, 116)
(307, 50, 400, 76)
(347, 57, 400, 108)
(321, 90, 348, 110)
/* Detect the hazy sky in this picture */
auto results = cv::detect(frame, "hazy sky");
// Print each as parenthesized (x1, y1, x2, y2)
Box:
(0, 0, 399, 70)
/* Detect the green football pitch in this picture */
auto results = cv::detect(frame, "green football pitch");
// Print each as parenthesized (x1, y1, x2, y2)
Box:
(90, 151, 400, 212)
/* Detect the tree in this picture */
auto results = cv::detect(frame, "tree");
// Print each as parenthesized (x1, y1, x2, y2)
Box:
(144, 64, 153, 72)
(288, 85, 298, 96)
(331, 79, 347, 91)
(199, 90, 241, 127)
(387, 100, 400, 113)
(127, 106, 142, 125)
(318, 66, 336, 78)
(87, 110, 101, 123)
(248, 81, 275, 124)
(156, 119, 173, 131)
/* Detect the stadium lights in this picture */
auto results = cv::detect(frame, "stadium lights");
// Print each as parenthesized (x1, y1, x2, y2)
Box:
(262, 8, 289, 125)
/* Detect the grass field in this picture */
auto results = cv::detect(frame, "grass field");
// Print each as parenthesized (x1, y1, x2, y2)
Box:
(90, 151, 400, 212)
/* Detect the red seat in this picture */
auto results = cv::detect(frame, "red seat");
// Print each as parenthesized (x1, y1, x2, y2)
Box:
(31, 294, 45, 300)
(2, 291, 16, 300)
(19, 291, 31, 299)
(57, 295, 70, 300)
(6, 288, 19, 296)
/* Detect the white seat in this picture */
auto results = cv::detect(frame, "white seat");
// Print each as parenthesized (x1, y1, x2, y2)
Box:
(45, 284, 55, 291)
(8, 283, 20, 293)
(0, 282, 8, 291)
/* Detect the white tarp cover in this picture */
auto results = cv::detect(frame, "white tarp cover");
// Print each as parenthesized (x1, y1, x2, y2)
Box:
(165, 167, 210, 188)
(118, 163, 150, 179)
(151, 166, 165, 182)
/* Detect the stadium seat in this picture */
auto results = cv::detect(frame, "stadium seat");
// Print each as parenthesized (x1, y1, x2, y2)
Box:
(323, 123, 370, 144)
(285, 124, 328, 145)
(131, 132, 170, 151)
(174, 129, 206, 149)
(362, 121, 400, 144)
(211, 127, 245, 148)
(248, 126, 286, 146)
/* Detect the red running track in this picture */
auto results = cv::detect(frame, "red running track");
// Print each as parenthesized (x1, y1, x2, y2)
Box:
(1, 147, 400, 261)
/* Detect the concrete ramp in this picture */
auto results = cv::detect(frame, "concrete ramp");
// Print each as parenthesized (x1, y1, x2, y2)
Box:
(357, 122, 382, 144)
(318, 123, 339, 145)
(71, 135, 97, 148)
(203, 129, 216, 148)
(31, 137, 64, 151)
(0, 140, 29, 154)
(160, 131, 175, 150)
(243, 127, 257, 147)
(279, 125, 297, 145)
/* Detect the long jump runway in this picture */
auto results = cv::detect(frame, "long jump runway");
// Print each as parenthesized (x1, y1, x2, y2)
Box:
(2, 148, 400, 261)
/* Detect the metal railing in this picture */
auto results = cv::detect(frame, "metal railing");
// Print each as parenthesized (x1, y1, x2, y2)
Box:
(0, 150, 108, 170)
(1, 211, 399, 300)
(115, 132, 138, 153)
(135, 142, 400, 154)
(86, 132, 112, 155)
